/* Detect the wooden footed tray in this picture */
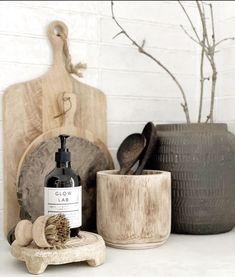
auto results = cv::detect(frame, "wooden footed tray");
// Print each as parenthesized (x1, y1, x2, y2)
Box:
(11, 231, 106, 274)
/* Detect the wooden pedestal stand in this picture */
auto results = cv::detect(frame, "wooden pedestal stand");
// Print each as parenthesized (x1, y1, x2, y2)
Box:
(11, 231, 106, 274)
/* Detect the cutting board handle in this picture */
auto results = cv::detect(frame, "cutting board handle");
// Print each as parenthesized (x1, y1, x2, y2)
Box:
(47, 20, 68, 67)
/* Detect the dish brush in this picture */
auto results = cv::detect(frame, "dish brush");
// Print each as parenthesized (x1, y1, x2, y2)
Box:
(15, 214, 70, 248)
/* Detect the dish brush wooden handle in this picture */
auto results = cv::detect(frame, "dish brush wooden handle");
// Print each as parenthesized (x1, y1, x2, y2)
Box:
(33, 215, 52, 248)
(15, 219, 33, 246)
(15, 215, 52, 248)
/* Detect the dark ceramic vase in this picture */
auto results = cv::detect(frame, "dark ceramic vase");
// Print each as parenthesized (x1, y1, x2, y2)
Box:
(147, 123, 235, 234)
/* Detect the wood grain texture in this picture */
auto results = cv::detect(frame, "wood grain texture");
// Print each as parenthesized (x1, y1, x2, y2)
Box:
(18, 136, 112, 231)
(3, 20, 108, 235)
(11, 231, 106, 274)
(16, 93, 112, 183)
(97, 170, 171, 249)
(16, 93, 113, 230)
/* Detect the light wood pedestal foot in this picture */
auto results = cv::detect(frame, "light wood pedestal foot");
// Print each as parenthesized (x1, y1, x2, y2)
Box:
(11, 231, 106, 274)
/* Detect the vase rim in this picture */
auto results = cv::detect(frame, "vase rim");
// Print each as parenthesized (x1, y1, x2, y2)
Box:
(97, 169, 171, 178)
(156, 123, 228, 131)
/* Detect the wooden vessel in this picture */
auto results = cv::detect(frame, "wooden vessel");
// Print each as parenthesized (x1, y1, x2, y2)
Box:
(97, 170, 171, 249)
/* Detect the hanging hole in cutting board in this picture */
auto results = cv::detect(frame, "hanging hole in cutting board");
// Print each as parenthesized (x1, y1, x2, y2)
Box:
(47, 21, 68, 41)
(54, 25, 63, 37)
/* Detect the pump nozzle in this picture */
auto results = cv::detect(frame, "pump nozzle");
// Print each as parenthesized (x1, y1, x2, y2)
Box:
(55, 134, 71, 163)
(59, 134, 69, 150)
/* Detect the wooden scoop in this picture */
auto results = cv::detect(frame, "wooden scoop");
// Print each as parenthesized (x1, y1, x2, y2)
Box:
(117, 133, 146, 175)
(135, 122, 156, 175)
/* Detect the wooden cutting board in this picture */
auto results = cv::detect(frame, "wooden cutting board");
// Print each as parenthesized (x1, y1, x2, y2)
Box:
(17, 93, 113, 231)
(3, 20, 108, 235)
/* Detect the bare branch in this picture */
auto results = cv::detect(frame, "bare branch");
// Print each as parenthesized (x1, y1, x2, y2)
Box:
(196, 1, 210, 48)
(179, 0, 207, 123)
(195, 2, 213, 65)
(178, 1, 201, 43)
(111, 0, 191, 123)
(208, 2, 216, 123)
(180, 1, 234, 123)
(198, 30, 206, 123)
(111, 1, 141, 49)
(179, 1, 220, 123)
(196, 1, 218, 122)
(141, 39, 146, 48)
(207, 62, 217, 123)
(205, 115, 210, 123)
(215, 37, 235, 47)
(209, 3, 215, 44)
(112, 31, 124, 39)
(180, 24, 202, 46)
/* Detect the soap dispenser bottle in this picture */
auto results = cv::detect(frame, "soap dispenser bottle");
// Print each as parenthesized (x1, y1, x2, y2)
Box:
(44, 134, 82, 237)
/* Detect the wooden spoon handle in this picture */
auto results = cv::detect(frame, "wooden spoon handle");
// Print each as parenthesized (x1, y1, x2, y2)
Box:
(135, 122, 156, 175)
(134, 157, 147, 175)
(119, 168, 128, 175)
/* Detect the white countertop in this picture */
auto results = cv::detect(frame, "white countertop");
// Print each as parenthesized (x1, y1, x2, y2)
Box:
(1, 229, 235, 277)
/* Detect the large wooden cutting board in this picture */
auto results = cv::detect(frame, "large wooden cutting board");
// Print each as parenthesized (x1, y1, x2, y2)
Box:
(3, 21, 107, 235)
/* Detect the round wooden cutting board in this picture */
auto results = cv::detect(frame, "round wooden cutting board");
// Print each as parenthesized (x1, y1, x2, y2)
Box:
(17, 135, 111, 231)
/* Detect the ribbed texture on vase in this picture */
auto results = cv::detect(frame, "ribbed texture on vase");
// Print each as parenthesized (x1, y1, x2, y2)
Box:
(157, 123, 227, 132)
(148, 123, 235, 234)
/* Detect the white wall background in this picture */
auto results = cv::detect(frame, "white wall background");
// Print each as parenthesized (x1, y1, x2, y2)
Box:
(0, 1, 234, 239)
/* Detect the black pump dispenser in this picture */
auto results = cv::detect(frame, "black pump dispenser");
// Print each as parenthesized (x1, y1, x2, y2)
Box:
(55, 135, 71, 163)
